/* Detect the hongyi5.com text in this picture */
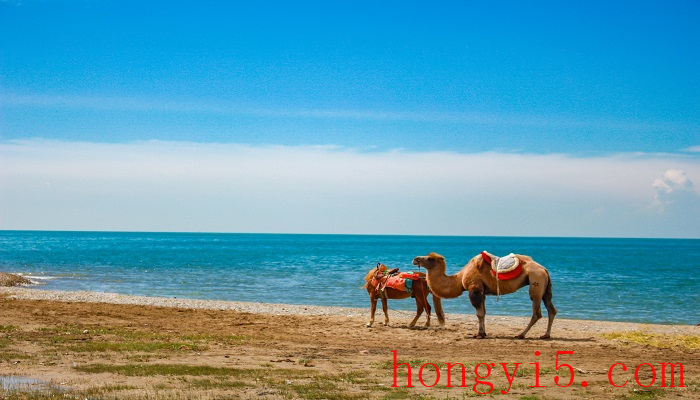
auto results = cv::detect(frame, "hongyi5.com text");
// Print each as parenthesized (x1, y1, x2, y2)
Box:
(390, 350, 685, 394)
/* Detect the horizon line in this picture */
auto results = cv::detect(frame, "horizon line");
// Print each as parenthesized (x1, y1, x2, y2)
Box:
(1, 229, 697, 241)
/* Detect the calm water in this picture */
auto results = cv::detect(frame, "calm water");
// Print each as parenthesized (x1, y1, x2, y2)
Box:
(1, 231, 698, 325)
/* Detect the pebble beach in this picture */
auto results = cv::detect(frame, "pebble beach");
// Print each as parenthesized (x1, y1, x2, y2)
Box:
(2, 285, 697, 336)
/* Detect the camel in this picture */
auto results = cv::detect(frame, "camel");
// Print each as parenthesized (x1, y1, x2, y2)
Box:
(362, 264, 445, 328)
(412, 252, 556, 339)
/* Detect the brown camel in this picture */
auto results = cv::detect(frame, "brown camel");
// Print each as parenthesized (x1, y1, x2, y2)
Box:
(362, 264, 445, 328)
(412, 252, 556, 339)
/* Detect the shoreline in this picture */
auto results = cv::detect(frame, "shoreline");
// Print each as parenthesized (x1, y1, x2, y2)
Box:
(2, 286, 697, 336)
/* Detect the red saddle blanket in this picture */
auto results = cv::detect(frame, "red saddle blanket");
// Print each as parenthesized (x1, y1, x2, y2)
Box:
(380, 271, 424, 293)
(385, 276, 410, 292)
(397, 272, 422, 280)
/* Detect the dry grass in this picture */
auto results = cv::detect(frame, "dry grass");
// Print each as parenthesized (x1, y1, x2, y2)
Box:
(602, 331, 700, 350)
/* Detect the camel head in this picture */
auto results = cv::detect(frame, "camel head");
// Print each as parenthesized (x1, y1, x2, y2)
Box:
(412, 252, 445, 270)
(362, 263, 387, 288)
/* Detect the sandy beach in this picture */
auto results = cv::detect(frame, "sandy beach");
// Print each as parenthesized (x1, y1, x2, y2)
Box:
(1, 286, 698, 399)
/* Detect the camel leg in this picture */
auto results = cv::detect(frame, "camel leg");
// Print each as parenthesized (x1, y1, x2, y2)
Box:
(469, 289, 487, 338)
(417, 284, 431, 327)
(517, 298, 542, 339)
(433, 295, 445, 327)
(518, 279, 547, 338)
(381, 296, 389, 326)
(423, 296, 431, 328)
(367, 295, 378, 327)
(540, 279, 557, 339)
(408, 296, 424, 328)
(518, 272, 554, 339)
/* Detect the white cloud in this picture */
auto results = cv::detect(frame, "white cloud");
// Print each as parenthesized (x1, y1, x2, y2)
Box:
(652, 169, 699, 213)
(1, 139, 699, 238)
(652, 169, 692, 193)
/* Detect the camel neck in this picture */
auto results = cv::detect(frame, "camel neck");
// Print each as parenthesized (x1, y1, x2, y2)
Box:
(426, 265, 464, 299)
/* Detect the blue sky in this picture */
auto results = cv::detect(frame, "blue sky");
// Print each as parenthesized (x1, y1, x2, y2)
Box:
(1, 1, 699, 237)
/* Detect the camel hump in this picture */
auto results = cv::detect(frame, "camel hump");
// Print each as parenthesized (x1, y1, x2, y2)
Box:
(481, 251, 493, 264)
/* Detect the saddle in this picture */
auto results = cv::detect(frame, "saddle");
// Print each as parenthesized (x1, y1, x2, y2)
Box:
(481, 251, 523, 281)
(371, 263, 425, 294)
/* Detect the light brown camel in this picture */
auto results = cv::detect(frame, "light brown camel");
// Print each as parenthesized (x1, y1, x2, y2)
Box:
(412, 252, 556, 339)
(362, 264, 445, 328)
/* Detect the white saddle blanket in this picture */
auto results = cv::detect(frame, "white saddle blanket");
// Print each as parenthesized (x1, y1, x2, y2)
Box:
(482, 251, 520, 273)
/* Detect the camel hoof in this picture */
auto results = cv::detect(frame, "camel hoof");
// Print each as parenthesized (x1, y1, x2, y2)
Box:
(516, 334, 526, 340)
(473, 333, 487, 339)
(539, 334, 551, 339)
(365, 323, 372, 328)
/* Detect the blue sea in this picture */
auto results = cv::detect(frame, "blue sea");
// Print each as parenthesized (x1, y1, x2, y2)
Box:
(1, 231, 698, 325)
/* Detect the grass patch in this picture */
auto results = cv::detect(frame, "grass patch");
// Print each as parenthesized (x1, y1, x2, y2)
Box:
(0, 325, 17, 349)
(72, 364, 381, 399)
(74, 363, 313, 383)
(182, 377, 249, 390)
(374, 359, 441, 370)
(618, 387, 664, 399)
(335, 370, 371, 384)
(32, 325, 212, 354)
(603, 331, 700, 350)
(38, 325, 169, 341)
(0, 351, 32, 362)
(65, 341, 204, 353)
(0, 389, 67, 400)
(181, 333, 249, 344)
(512, 366, 557, 377)
(125, 354, 154, 362)
(378, 391, 479, 400)
(378, 387, 411, 399)
(75, 363, 263, 377)
(291, 378, 367, 400)
(81, 384, 140, 395)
